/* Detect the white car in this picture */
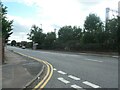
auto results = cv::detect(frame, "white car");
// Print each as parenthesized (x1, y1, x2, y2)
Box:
(22, 46, 25, 49)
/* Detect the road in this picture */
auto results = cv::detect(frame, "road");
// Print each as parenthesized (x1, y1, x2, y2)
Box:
(7, 46, 118, 89)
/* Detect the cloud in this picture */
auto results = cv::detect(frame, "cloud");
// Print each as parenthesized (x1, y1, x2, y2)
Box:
(86, 0, 119, 21)
(6, 15, 36, 42)
(36, 0, 118, 28)
(4, 0, 89, 27)
(4, 0, 119, 42)
(9, 32, 30, 42)
(35, 0, 88, 29)
(19, 0, 119, 27)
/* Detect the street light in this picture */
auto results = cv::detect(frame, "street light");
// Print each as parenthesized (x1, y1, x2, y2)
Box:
(40, 24, 42, 30)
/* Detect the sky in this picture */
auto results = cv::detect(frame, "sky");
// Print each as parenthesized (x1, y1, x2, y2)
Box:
(2, 0, 120, 42)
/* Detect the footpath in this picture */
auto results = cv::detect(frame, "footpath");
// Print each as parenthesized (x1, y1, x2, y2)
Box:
(2, 49, 43, 89)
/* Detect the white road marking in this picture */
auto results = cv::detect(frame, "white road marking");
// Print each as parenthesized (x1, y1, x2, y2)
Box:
(68, 75, 80, 80)
(38, 76, 40, 80)
(83, 81, 101, 88)
(112, 56, 119, 58)
(85, 59, 103, 62)
(53, 68, 57, 71)
(58, 71, 67, 74)
(71, 84, 82, 88)
(58, 77, 70, 84)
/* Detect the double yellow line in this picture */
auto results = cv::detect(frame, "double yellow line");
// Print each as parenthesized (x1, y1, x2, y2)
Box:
(13, 51, 53, 89)
(33, 60, 53, 89)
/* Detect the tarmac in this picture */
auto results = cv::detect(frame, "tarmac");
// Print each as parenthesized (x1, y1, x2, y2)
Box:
(2, 49, 43, 89)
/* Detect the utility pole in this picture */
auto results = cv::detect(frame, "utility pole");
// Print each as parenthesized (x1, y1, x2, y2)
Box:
(105, 8, 110, 32)
(106, 8, 110, 21)
(54, 28, 56, 35)
(105, 5, 120, 31)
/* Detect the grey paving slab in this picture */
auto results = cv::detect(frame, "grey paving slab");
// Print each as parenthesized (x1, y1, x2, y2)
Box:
(2, 49, 43, 88)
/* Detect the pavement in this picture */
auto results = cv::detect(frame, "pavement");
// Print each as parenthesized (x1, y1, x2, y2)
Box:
(2, 49, 43, 89)
(7, 46, 118, 89)
(0, 65, 2, 90)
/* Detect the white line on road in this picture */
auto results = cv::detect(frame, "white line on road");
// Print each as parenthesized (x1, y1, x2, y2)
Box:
(83, 81, 101, 88)
(71, 84, 82, 88)
(58, 77, 70, 84)
(58, 71, 67, 74)
(53, 68, 57, 71)
(68, 75, 80, 80)
(85, 59, 103, 62)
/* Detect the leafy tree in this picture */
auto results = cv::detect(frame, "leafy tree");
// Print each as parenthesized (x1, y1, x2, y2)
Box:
(118, 16, 120, 53)
(104, 18, 118, 51)
(94, 31, 107, 44)
(27, 13, 118, 52)
(84, 14, 103, 33)
(81, 32, 95, 44)
(57, 25, 82, 50)
(73, 26, 82, 40)
(1, 2, 13, 43)
(43, 32, 56, 49)
(58, 26, 74, 43)
(16, 42, 21, 47)
(57, 26, 74, 50)
(0, 2, 13, 63)
(83, 14, 104, 44)
(107, 18, 118, 43)
(27, 25, 41, 41)
(27, 25, 46, 49)
(21, 41, 27, 46)
(11, 40, 16, 46)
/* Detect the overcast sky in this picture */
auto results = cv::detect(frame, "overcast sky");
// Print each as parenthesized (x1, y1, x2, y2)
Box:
(2, 0, 120, 42)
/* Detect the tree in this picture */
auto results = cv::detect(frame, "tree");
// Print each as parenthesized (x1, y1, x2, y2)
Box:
(84, 14, 103, 33)
(58, 25, 74, 43)
(27, 25, 46, 49)
(43, 32, 56, 49)
(104, 18, 118, 51)
(118, 16, 120, 53)
(16, 42, 21, 47)
(107, 18, 118, 42)
(73, 26, 82, 40)
(11, 40, 16, 46)
(0, 2, 13, 63)
(1, 2, 13, 43)
(83, 14, 104, 44)
(57, 25, 82, 50)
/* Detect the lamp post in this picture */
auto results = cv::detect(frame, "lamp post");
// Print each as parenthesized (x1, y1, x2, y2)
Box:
(54, 28, 56, 34)
(40, 24, 42, 30)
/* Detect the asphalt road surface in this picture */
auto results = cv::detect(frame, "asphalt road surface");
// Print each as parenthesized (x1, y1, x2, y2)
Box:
(7, 46, 118, 89)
